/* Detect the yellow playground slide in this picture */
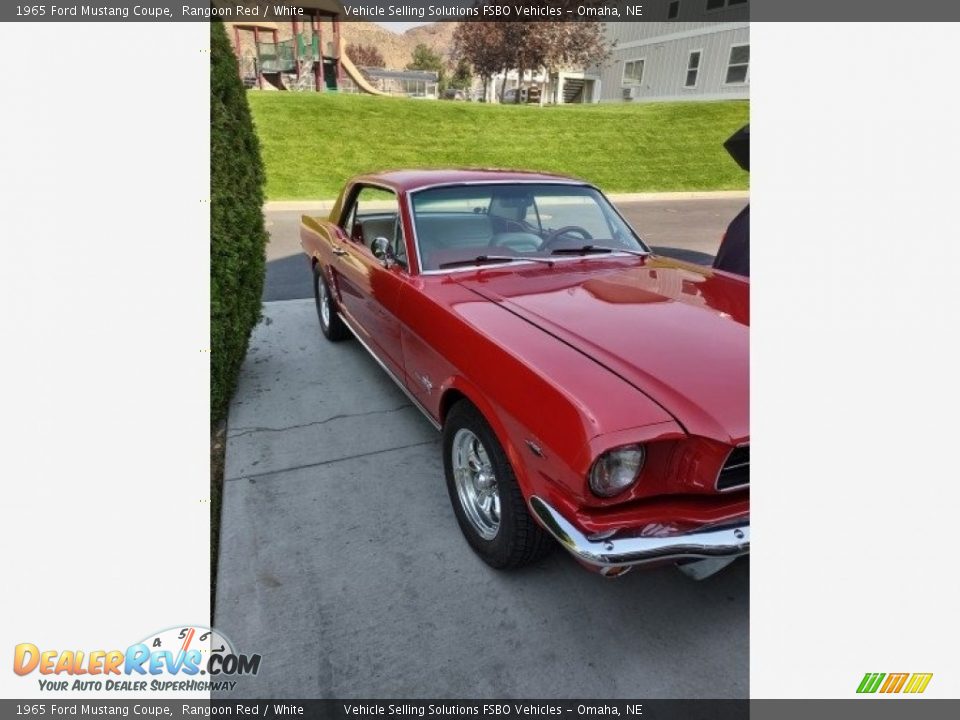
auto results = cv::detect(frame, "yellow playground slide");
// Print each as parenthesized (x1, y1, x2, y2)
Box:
(338, 38, 390, 96)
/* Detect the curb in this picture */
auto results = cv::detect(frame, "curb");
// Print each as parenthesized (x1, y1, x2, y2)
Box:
(266, 200, 336, 213)
(263, 190, 748, 213)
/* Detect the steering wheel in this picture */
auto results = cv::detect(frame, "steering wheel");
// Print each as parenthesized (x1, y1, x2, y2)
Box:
(541, 225, 594, 250)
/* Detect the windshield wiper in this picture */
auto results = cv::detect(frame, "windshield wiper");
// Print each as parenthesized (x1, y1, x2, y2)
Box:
(550, 244, 649, 257)
(437, 255, 555, 270)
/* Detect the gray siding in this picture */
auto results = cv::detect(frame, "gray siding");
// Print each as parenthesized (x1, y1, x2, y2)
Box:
(597, 22, 749, 102)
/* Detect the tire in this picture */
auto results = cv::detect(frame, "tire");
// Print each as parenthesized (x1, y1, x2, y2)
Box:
(313, 264, 349, 342)
(443, 400, 554, 568)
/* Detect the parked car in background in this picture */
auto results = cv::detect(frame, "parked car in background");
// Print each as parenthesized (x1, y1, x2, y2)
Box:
(301, 170, 749, 579)
(503, 85, 541, 104)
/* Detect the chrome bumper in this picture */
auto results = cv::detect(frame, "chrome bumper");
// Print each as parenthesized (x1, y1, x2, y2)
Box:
(529, 496, 749, 574)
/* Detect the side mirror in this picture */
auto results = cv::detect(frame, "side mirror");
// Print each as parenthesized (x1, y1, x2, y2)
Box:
(371, 237, 396, 268)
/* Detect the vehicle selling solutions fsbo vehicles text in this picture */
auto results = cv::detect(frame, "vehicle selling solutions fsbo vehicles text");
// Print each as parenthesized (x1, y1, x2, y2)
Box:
(342, 705, 641, 717)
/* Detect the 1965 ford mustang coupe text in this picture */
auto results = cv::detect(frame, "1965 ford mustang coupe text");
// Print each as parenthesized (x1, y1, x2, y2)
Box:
(300, 170, 749, 579)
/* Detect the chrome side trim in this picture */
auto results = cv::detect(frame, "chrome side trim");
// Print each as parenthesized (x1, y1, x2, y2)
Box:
(404, 188, 425, 275)
(524, 439, 545, 458)
(339, 314, 441, 432)
(528, 496, 749, 570)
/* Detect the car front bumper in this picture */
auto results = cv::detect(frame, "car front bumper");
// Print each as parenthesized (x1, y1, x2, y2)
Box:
(529, 496, 750, 577)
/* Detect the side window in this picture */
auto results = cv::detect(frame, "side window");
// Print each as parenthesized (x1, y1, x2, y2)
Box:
(342, 186, 401, 254)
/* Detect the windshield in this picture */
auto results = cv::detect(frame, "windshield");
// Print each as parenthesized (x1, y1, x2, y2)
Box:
(410, 183, 648, 272)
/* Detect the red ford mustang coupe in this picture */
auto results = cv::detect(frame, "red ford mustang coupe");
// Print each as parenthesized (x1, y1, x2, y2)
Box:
(300, 170, 749, 579)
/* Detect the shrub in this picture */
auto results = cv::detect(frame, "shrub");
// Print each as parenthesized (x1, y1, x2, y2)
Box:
(210, 20, 268, 423)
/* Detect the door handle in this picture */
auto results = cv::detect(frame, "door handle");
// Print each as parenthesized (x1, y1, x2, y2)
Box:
(332, 246, 348, 257)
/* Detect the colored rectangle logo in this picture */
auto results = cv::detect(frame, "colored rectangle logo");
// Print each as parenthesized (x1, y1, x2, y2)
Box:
(858, 672, 932, 694)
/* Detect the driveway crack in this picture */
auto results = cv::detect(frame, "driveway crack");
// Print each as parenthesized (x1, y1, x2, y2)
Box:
(225, 439, 440, 483)
(228, 404, 412, 438)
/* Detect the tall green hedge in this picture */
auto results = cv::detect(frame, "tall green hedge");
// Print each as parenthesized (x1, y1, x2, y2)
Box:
(210, 20, 268, 422)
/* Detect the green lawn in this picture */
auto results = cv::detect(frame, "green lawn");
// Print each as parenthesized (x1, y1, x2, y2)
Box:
(248, 92, 749, 200)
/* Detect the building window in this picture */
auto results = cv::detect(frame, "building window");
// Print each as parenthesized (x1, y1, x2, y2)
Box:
(725, 44, 749, 84)
(668, 0, 680, 18)
(685, 50, 701, 88)
(622, 59, 645, 85)
(707, 0, 747, 9)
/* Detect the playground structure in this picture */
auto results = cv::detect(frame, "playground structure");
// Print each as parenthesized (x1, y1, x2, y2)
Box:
(226, 0, 387, 95)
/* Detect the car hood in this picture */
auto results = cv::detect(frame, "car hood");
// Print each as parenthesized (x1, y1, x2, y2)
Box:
(457, 257, 749, 443)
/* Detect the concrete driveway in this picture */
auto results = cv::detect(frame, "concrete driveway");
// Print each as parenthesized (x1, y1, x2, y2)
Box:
(214, 295, 749, 698)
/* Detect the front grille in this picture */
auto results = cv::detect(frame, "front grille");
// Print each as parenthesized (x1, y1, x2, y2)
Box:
(716, 446, 749, 491)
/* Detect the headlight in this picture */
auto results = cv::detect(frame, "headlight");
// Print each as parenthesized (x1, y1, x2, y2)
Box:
(589, 444, 646, 497)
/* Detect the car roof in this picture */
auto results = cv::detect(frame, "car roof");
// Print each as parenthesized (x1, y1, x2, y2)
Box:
(352, 169, 588, 193)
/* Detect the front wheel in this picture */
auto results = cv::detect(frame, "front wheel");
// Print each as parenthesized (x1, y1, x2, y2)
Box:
(313, 265, 349, 341)
(443, 401, 553, 568)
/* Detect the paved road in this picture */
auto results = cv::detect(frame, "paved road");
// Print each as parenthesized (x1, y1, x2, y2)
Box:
(263, 197, 745, 301)
(215, 299, 748, 699)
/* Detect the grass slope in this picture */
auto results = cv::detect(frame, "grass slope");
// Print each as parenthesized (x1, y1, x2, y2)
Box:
(249, 92, 749, 200)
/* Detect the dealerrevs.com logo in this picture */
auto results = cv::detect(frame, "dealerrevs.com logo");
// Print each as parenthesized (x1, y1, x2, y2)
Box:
(13, 626, 261, 693)
(857, 672, 933, 694)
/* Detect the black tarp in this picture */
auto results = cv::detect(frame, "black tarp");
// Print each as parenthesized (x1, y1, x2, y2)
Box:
(713, 124, 750, 277)
(724, 124, 749, 172)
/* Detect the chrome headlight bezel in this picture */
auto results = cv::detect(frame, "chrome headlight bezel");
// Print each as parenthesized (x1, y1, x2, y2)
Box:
(589, 444, 646, 498)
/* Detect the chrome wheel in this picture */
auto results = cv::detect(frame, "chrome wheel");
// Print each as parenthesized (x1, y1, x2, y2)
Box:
(317, 275, 331, 328)
(452, 428, 500, 540)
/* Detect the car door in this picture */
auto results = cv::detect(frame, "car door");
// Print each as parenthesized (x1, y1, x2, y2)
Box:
(331, 185, 407, 378)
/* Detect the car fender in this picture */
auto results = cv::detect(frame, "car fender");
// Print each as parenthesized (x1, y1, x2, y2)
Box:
(436, 375, 535, 497)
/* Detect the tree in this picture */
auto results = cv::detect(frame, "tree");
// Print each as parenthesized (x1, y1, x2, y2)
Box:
(407, 43, 443, 73)
(407, 42, 446, 92)
(449, 58, 473, 91)
(453, 12, 612, 104)
(536, 21, 612, 104)
(346, 43, 385, 68)
(452, 22, 510, 102)
(500, 22, 545, 103)
(539, 21, 611, 76)
(210, 20, 268, 421)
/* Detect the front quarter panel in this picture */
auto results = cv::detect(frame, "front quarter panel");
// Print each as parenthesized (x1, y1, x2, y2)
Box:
(399, 278, 681, 507)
